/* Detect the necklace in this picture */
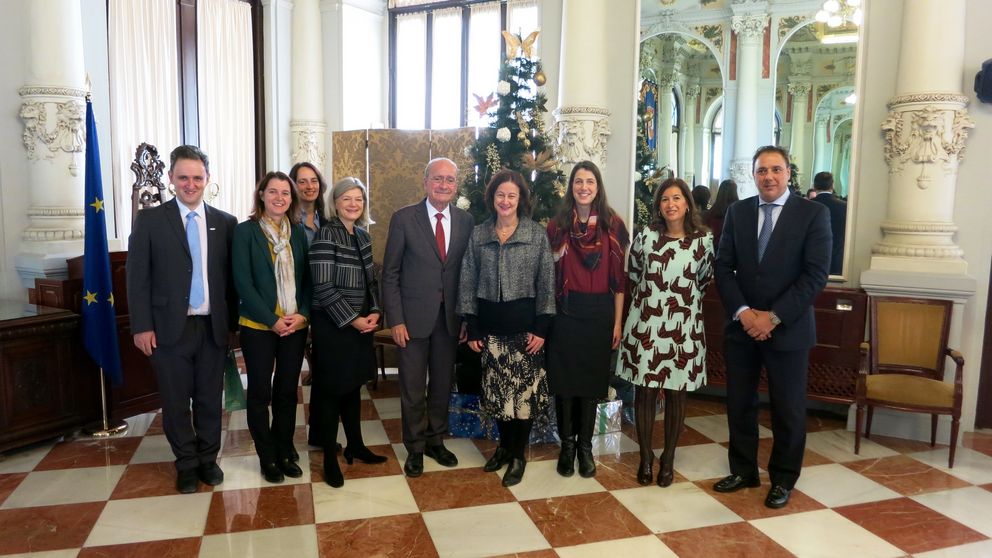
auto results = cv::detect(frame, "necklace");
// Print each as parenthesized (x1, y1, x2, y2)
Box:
(496, 222, 517, 242)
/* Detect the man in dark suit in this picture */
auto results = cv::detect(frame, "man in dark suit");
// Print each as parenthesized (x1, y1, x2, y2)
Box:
(713, 146, 831, 509)
(127, 145, 238, 494)
(382, 158, 474, 477)
(811, 171, 847, 275)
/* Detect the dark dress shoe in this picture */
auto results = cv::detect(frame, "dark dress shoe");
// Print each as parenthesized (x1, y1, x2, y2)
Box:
(176, 469, 199, 494)
(277, 458, 304, 478)
(261, 462, 285, 484)
(556, 441, 576, 477)
(344, 446, 387, 465)
(425, 444, 458, 467)
(765, 485, 791, 509)
(483, 447, 512, 472)
(404, 452, 424, 477)
(197, 462, 224, 486)
(288, 448, 301, 463)
(502, 458, 526, 487)
(713, 474, 761, 493)
(657, 464, 674, 488)
(323, 455, 344, 488)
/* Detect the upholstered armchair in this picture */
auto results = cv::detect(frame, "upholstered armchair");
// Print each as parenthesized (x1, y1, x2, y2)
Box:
(855, 296, 964, 467)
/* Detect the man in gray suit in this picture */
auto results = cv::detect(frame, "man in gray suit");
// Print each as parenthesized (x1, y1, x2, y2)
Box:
(382, 158, 474, 477)
(127, 145, 238, 494)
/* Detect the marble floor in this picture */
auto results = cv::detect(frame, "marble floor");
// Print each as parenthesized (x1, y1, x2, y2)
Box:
(2, 363, 992, 557)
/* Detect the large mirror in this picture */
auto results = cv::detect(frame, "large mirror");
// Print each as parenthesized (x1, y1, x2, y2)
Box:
(634, 32, 724, 229)
(637, 1, 861, 278)
(775, 17, 859, 277)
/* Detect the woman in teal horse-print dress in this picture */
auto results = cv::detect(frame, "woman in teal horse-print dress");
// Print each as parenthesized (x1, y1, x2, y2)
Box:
(616, 178, 714, 487)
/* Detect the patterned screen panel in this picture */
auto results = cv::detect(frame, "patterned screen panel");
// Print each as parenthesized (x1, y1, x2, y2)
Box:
(331, 129, 369, 186)
(430, 127, 477, 181)
(367, 129, 432, 263)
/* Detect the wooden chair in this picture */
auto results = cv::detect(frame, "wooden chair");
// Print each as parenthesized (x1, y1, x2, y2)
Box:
(130, 142, 167, 224)
(855, 296, 964, 467)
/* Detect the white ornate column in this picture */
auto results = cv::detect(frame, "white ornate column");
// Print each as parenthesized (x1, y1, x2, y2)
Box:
(727, 10, 768, 197)
(555, 0, 611, 171)
(682, 83, 700, 186)
(654, 73, 677, 171)
(860, 0, 975, 444)
(788, 81, 811, 184)
(15, 0, 87, 288)
(290, 0, 327, 169)
(866, 0, 972, 276)
(812, 113, 830, 175)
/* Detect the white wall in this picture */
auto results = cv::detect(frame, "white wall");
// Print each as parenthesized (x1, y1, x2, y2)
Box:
(601, 0, 639, 226)
(341, 2, 386, 130)
(263, 0, 294, 172)
(0, 0, 29, 300)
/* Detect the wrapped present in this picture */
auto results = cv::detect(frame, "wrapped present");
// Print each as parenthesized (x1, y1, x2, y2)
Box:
(528, 402, 560, 445)
(448, 392, 498, 440)
(594, 400, 622, 435)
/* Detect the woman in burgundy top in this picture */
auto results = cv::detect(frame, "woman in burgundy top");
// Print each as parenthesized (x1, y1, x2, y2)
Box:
(546, 161, 629, 479)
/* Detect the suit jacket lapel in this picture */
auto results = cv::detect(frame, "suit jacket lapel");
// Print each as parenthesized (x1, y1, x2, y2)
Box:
(415, 200, 444, 263)
(739, 198, 759, 265)
(165, 199, 192, 258)
(252, 221, 275, 275)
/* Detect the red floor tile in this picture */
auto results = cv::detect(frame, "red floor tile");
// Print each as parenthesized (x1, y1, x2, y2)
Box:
(660, 521, 793, 558)
(407, 468, 516, 512)
(844, 455, 972, 496)
(521, 492, 651, 547)
(835, 497, 989, 554)
(77, 537, 203, 557)
(0, 502, 105, 554)
(111, 462, 212, 499)
(34, 437, 142, 471)
(203, 484, 315, 534)
(316, 513, 437, 558)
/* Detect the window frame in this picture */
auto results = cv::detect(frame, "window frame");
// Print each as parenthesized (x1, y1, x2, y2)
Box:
(388, 0, 512, 129)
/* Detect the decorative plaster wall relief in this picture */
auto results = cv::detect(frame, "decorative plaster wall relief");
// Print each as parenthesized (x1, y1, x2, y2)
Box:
(880, 103, 974, 188)
(291, 126, 326, 169)
(19, 99, 85, 174)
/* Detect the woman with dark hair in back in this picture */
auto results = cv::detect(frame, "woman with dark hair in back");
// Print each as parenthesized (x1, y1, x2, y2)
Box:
(457, 169, 555, 487)
(692, 185, 711, 212)
(233, 171, 313, 484)
(704, 179, 739, 249)
(545, 160, 629, 479)
(617, 177, 714, 487)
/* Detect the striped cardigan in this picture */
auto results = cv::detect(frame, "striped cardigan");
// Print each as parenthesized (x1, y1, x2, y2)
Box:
(309, 218, 381, 328)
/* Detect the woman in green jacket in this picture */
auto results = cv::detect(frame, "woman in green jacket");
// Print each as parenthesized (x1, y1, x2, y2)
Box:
(233, 171, 313, 484)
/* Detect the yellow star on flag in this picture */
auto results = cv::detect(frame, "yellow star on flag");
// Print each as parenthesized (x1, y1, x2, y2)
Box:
(84, 290, 98, 305)
(108, 293, 115, 306)
(90, 197, 104, 213)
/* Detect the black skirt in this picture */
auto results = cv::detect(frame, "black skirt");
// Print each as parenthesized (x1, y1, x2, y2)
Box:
(547, 291, 615, 397)
(310, 307, 375, 395)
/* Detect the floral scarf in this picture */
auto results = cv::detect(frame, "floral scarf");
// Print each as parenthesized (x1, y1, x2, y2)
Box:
(259, 215, 298, 315)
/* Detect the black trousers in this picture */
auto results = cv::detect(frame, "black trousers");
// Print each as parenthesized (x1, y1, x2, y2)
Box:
(397, 307, 457, 453)
(724, 335, 809, 489)
(240, 326, 308, 464)
(149, 315, 227, 471)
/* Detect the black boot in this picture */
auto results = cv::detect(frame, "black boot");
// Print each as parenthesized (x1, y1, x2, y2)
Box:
(323, 450, 344, 487)
(634, 387, 659, 485)
(555, 397, 576, 477)
(658, 389, 686, 487)
(576, 398, 597, 478)
(485, 420, 514, 472)
(501, 419, 530, 486)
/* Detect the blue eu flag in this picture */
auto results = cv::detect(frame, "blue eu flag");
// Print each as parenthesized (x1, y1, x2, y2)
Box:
(82, 98, 123, 386)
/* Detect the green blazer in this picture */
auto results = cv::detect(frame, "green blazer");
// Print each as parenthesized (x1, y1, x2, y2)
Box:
(232, 219, 313, 327)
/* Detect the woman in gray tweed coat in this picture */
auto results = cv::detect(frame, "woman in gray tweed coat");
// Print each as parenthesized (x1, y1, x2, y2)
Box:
(457, 169, 555, 487)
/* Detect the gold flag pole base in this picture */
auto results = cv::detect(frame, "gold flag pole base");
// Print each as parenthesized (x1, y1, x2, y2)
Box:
(83, 367, 129, 438)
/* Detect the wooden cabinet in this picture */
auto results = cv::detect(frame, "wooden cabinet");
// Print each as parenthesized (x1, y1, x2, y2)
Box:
(0, 300, 100, 453)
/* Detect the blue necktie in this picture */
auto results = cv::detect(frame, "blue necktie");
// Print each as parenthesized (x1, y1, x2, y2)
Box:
(187, 211, 204, 308)
(757, 203, 775, 261)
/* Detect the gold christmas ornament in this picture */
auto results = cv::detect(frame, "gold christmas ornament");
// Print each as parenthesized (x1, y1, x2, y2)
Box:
(502, 30, 539, 59)
(534, 69, 547, 86)
(524, 139, 532, 149)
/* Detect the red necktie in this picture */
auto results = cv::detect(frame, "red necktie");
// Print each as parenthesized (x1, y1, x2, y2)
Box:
(435, 213, 446, 262)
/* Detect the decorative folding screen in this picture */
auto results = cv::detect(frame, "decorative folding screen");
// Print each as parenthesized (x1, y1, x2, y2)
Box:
(367, 129, 432, 263)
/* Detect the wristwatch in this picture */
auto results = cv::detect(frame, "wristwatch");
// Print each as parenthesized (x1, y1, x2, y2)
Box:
(769, 311, 782, 326)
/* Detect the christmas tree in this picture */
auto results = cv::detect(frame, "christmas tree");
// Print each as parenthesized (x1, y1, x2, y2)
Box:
(458, 31, 565, 224)
(632, 93, 659, 230)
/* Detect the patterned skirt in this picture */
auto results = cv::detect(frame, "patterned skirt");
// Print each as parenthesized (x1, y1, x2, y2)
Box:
(480, 333, 550, 421)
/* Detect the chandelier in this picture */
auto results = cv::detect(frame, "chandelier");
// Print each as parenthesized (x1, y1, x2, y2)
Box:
(815, 0, 863, 27)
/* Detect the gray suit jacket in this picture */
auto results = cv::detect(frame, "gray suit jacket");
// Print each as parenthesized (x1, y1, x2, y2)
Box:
(127, 198, 238, 347)
(381, 199, 474, 338)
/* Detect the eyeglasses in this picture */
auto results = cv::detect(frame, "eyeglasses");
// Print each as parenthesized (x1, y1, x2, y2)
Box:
(429, 175, 457, 185)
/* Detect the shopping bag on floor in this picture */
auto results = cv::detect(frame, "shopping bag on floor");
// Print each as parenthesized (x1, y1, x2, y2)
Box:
(223, 349, 247, 411)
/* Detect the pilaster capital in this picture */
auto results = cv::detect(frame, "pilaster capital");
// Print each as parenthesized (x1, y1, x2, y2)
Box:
(551, 107, 611, 168)
(880, 101, 973, 186)
(18, 88, 86, 177)
(657, 72, 679, 90)
(731, 14, 768, 41)
(685, 85, 701, 99)
(788, 82, 811, 97)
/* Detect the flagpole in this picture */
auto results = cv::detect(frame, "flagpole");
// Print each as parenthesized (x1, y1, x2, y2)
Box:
(84, 367, 128, 437)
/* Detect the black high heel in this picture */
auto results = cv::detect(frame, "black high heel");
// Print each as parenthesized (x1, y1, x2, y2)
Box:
(323, 454, 344, 488)
(637, 460, 653, 486)
(343, 446, 387, 465)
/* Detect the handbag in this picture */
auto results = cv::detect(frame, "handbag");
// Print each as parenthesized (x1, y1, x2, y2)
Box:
(223, 349, 247, 411)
